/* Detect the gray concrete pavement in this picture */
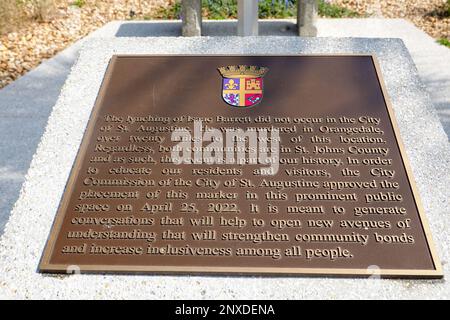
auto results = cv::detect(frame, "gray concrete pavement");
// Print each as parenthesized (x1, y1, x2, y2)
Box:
(0, 41, 82, 232)
(0, 19, 448, 234)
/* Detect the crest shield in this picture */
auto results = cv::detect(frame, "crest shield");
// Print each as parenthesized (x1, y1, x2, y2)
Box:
(218, 65, 268, 107)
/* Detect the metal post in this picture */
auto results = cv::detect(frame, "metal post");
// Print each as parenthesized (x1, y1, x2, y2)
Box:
(238, 0, 259, 36)
(298, 0, 318, 37)
(182, 0, 202, 36)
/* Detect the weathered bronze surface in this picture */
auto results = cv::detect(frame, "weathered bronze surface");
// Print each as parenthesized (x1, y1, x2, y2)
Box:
(39, 55, 442, 278)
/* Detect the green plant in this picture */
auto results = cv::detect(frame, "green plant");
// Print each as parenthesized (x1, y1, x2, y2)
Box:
(72, 0, 86, 8)
(437, 38, 450, 48)
(156, 1, 181, 19)
(318, 0, 360, 18)
(156, 0, 361, 20)
(426, 0, 450, 18)
(203, 0, 237, 19)
(259, 0, 296, 19)
(157, 0, 237, 20)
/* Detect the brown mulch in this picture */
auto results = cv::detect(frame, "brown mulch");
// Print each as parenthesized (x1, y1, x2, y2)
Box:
(331, 0, 449, 39)
(0, 0, 449, 90)
(0, 0, 173, 89)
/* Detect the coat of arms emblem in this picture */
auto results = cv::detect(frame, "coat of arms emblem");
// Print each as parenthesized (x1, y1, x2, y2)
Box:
(218, 65, 268, 107)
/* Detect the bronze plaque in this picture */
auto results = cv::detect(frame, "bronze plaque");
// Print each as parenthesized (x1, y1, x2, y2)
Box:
(39, 55, 442, 278)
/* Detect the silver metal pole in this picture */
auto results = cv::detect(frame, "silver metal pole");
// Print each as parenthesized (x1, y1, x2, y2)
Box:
(237, 0, 259, 36)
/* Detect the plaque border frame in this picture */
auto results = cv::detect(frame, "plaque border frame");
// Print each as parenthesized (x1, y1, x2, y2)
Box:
(38, 54, 443, 279)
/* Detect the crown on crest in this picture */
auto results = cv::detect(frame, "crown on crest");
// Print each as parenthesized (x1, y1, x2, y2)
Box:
(218, 65, 268, 78)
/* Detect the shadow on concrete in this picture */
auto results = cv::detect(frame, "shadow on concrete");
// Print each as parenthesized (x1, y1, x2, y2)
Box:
(0, 42, 83, 234)
(115, 20, 298, 37)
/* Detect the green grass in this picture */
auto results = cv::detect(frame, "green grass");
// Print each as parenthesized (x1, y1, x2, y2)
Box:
(437, 38, 450, 48)
(258, 0, 296, 19)
(71, 0, 86, 8)
(155, 1, 181, 19)
(156, 0, 361, 20)
(318, 0, 360, 18)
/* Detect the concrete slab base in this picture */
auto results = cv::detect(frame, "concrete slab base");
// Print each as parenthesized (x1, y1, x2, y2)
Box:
(0, 36, 448, 299)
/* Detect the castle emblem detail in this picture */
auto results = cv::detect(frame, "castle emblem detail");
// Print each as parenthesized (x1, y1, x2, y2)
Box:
(218, 65, 268, 107)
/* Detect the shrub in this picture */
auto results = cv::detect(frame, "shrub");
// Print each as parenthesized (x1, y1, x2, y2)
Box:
(157, 0, 360, 20)
(22, 0, 57, 21)
(0, 0, 57, 33)
(318, 0, 360, 18)
(437, 38, 450, 48)
(0, 0, 22, 33)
